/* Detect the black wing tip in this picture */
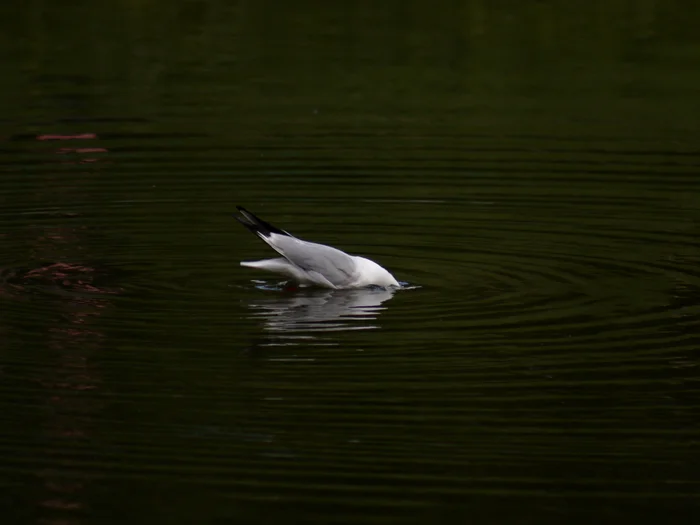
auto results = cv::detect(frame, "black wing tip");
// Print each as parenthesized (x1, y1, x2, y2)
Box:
(234, 205, 290, 238)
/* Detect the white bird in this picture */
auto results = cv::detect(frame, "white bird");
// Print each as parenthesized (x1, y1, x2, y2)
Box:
(235, 206, 400, 289)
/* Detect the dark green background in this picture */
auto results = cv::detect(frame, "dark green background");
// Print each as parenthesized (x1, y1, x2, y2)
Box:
(1, 1, 699, 524)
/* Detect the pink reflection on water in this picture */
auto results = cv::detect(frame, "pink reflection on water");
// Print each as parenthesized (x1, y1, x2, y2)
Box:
(37, 133, 98, 141)
(23, 131, 118, 525)
(36, 133, 108, 164)
(24, 262, 121, 296)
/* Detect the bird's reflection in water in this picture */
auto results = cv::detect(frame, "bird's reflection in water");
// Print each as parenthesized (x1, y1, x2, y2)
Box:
(247, 284, 395, 342)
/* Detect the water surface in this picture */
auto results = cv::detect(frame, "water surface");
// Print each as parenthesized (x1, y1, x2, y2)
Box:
(1, 1, 699, 524)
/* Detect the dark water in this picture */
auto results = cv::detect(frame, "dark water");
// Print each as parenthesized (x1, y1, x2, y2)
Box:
(1, 1, 700, 524)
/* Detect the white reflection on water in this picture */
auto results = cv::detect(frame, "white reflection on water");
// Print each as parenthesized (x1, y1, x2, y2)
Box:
(247, 286, 396, 335)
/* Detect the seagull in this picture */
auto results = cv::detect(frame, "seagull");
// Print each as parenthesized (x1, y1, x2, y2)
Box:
(235, 206, 400, 289)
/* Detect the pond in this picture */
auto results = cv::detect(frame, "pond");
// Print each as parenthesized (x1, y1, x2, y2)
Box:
(1, 1, 699, 524)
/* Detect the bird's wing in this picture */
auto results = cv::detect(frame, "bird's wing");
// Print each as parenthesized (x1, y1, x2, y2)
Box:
(235, 206, 357, 287)
(264, 234, 358, 287)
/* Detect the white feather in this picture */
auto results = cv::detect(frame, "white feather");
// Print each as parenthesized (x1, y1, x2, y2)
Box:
(237, 207, 400, 289)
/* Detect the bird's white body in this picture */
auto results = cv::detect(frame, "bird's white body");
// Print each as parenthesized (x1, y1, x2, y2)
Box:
(241, 251, 399, 289)
(236, 207, 399, 290)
